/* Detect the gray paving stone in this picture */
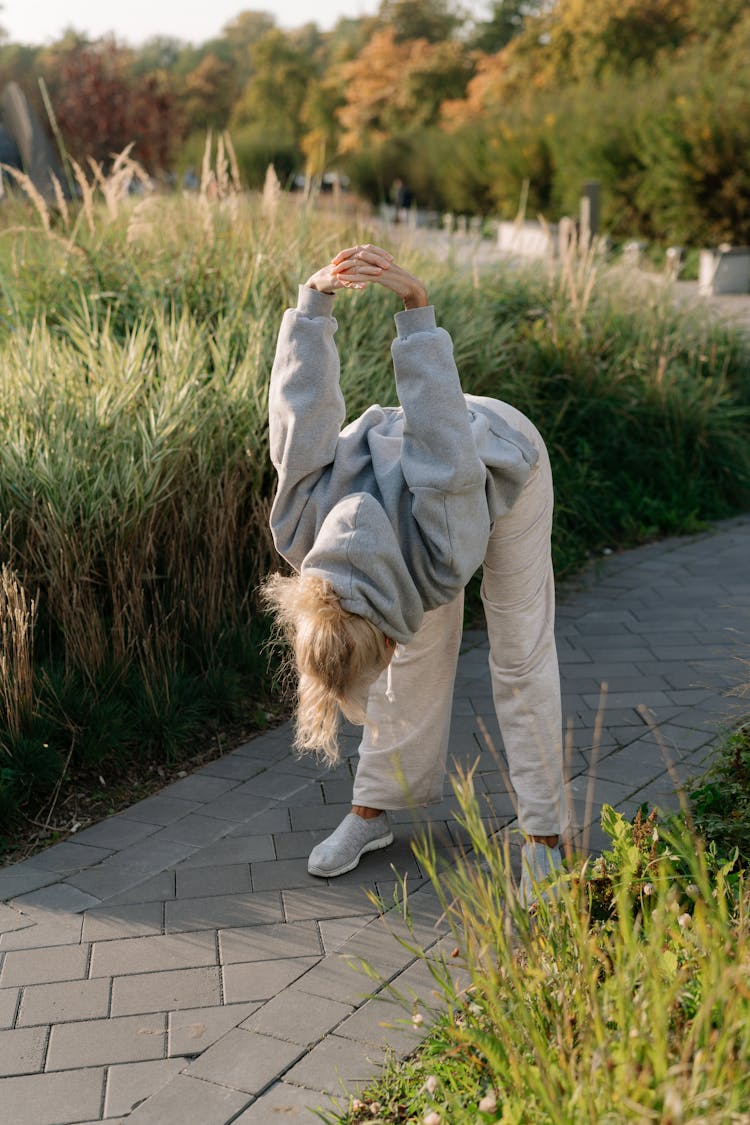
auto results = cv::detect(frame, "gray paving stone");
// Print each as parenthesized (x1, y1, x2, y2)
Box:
(175, 863, 252, 899)
(11, 883, 102, 914)
(222, 956, 320, 1003)
(279, 784, 327, 808)
(226, 807, 292, 837)
(335, 996, 426, 1055)
(317, 916, 376, 955)
(104, 1057, 186, 1117)
(0, 1025, 47, 1075)
(157, 814, 235, 847)
(66, 837, 197, 900)
(0, 1067, 105, 1125)
(337, 925, 419, 978)
(46, 1012, 167, 1071)
(0, 942, 89, 987)
(123, 1072, 252, 1125)
(583, 690, 674, 711)
(22, 840, 115, 875)
(17, 978, 111, 1027)
(194, 754, 267, 781)
(82, 900, 164, 943)
(168, 1002, 260, 1057)
(126, 794, 204, 826)
(232, 1081, 337, 1124)
(102, 871, 176, 906)
(198, 790, 278, 823)
(289, 802, 352, 832)
(184, 1026, 302, 1094)
(272, 829, 330, 861)
(250, 857, 323, 891)
(0, 903, 35, 935)
(165, 891, 283, 934)
(230, 771, 310, 802)
(174, 833, 275, 870)
(113, 835, 200, 872)
(66, 863, 171, 902)
(289, 955, 380, 1004)
(0, 985, 19, 1028)
(240, 991, 353, 1046)
(218, 920, 321, 964)
(111, 965, 222, 1017)
(0, 868, 58, 902)
(90, 930, 217, 978)
(567, 773, 646, 807)
(0, 913, 84, 951)
(282, 884, 378, 923)
(588, 752, 668, 788)
(160, 774, 240, 802)
(283, 1033, 384, 1095)
(70, 816, 161, 850)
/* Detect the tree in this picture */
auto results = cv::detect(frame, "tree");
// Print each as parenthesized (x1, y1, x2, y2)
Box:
(336, 28, 471, 152)
(230, 29, 313, 141)
(469, 0, 545, 53)
(221, 10, 276, 86)
(181, 51, 237, 131)
(51, 40, 178, 171)
(376, 0, 464, 42)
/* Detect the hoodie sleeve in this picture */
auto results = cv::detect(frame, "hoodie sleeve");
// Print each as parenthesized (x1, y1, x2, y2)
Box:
(391, 306, 492, 583)
(268, 285, 346, 569)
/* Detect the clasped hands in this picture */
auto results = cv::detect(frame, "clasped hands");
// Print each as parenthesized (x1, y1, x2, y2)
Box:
(305, 244, 428, 310)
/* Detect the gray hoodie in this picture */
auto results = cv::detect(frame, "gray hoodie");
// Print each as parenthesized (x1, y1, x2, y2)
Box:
(269, 284, 538, 644)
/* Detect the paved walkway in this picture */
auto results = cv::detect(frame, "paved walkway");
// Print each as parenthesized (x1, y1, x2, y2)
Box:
(0, 515, 748, 1124)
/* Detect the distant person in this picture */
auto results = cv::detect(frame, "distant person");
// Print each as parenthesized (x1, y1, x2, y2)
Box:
(263, 244, 567, 907)
(390, 178, 413, 224)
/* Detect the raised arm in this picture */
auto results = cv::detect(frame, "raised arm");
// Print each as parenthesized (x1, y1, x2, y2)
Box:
(269, 247, 400, 568)
(268, 286, 344, 475)
(269, 246, 398, 475)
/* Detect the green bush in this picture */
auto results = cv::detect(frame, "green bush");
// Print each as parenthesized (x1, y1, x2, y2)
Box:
(690, 718, 750, 867)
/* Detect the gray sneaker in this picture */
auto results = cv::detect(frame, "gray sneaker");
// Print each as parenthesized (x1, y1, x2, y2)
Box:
(308, 813, 394, 878)
(519, 841, 563, 909)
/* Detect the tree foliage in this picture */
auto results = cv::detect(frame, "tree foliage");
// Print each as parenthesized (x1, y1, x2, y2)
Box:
(49, 40, 178, 171)
(2, 0, 750, 243)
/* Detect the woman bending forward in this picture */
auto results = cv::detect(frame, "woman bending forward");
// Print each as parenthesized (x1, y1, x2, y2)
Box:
(264, 244, 568, 905)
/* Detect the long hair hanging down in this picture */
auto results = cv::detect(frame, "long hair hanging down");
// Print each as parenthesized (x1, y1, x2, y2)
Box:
(261, 572, 391, 763)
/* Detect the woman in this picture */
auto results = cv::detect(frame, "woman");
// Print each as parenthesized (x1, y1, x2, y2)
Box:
(264, 244, 568, 904)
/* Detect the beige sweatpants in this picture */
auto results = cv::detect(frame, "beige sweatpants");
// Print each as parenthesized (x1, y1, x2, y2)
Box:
(352, 401, 568, 838)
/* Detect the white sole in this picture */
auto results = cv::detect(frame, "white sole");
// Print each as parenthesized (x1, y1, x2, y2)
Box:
(308, 831, 395, 878)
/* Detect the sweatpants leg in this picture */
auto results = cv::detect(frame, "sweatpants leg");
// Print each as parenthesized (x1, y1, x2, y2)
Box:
(480, 404, 568, 837)
(351, 594, 464, 809)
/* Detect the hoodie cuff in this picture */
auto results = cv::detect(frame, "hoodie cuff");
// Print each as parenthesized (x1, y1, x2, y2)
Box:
(394, 304, 437, 339)
(297, 284, 336, 319)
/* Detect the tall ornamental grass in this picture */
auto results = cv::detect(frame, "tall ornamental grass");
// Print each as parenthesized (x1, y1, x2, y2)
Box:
(0, 161, 748, 839)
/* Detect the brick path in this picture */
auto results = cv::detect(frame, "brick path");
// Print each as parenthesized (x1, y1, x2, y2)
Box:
(0, 515, 748, 1124)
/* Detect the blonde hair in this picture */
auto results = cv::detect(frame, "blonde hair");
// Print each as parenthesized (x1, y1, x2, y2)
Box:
(261, 572, 391, 763)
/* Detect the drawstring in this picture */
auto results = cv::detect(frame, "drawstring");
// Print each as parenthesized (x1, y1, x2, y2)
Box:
(385, 644, 401, 703)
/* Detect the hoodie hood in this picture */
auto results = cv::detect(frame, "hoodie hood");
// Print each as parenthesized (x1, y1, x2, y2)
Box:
(301, 492, 424, 644)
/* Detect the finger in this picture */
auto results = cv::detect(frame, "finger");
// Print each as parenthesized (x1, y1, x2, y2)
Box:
(351, 251, 393, 272)
(331, 245, 363, 264)
(359, 243, 394, 260)
(330, 245, 362, 264)
(333, 262, 384, 279)
(332, 243, 394, 265)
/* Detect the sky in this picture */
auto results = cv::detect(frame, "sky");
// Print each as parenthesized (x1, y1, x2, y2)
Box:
(2, 0, 382, 47)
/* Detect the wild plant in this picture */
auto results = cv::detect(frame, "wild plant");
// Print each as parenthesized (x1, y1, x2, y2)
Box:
(0, 565, 36, 740)
(329, 779, 750, 1124)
